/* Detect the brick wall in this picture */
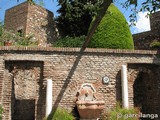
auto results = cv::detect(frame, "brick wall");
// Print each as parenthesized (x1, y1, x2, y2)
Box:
(0, 47, 159, 119)
(4, 2, 58, 46)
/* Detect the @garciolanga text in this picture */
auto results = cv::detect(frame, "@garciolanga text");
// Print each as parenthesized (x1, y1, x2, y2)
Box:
(117, 113, 158, 119)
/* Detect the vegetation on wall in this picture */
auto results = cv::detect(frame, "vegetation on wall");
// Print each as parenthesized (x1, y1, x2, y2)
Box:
(101, 103, 139, 120)
(88, 3, 134, 49)
(54, 35, 85, 47)
(150, 41, 160, 49)
(0, 24, 37, 46)
(0, 105, 3, 120)
(0, 22, 3, 38)
(46, 108, 74, 120)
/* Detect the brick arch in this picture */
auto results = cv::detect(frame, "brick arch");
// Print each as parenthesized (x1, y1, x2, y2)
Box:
(133, 71, 155, 114)
(128, 64, 160, 117)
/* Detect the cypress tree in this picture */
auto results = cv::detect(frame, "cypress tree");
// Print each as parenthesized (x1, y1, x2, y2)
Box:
(88, 3, 134, 49)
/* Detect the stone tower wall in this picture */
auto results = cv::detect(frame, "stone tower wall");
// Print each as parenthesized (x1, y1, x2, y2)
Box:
(4, 2, 28, 33)
(4, 2, 58, 46)
(26, 3, 58, 45)
(150, 12, 160, 32)
(133, 11, 160, 50)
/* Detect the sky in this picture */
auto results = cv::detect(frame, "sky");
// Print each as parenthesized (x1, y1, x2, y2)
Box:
(0, 0, 151, 35)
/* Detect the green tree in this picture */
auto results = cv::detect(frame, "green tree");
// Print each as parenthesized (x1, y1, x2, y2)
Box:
(56, 0, 103, 37)
(0, 22, 3, 37)
(82, 0, 160, 49)
(119, 0, 160, 25)
(88, 3, 134, 49)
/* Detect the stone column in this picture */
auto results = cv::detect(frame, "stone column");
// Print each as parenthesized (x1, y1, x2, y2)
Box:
(46, 79, 53, 117)
(121, 65, 129, 109)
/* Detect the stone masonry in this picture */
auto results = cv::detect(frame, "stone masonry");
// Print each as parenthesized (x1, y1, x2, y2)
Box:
(4, 2, 58, 46)
(133, 11, 160, 50)
(0, 47, 159, 119)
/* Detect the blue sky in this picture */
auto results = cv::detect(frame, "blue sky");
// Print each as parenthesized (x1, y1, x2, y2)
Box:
(0, 0, 150, 34)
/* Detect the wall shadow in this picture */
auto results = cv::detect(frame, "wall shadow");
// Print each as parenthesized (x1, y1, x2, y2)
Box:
(48, 48, 85, 120)
(116, 70, 122, 104)
(12, 99, 35, 120)
(128, 63, 160, 119)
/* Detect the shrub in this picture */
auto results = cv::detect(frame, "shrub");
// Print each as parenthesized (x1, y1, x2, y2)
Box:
(46, 108, 74, 120)
(14, 34, 38, 46)
(101, 103, 139, 120)
(53, 35, 86, 47)
(88, 3, 134, 49)
(0, 105, 3, 120)
(0, 29, 37, 46)
(150, 41, 160, 49)
(0, 23, 37, 46)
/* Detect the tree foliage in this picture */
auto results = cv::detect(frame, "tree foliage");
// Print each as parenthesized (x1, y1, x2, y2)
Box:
(56, 0, 160, 37)
(88, 3, 134, 49)
(54, 35, 85, 47)
(56, 0, 103, 37)
(119, 0, 160, 25)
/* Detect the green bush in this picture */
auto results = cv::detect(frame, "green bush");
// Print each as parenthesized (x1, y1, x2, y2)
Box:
(0, 29, 37, 46)
(0, 105, 3, 120)
(88, 3, 134, 49)
(150, 41, 160, 49)
(102, 103, 139, 120)
(0, 23, 37, 46)
(53, 35, 86, 47)
(46, 108, 74, 120)
(14, 34, 38, 46)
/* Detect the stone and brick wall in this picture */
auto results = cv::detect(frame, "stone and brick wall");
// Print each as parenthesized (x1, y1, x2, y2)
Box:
(26, 2, 58, 45)
(150, 12, 160, 32)
(133, 11, 160, 50)
(133, 31, 160, 50)
(4, 2, 58, 46)
(4, 2, 28, 33)
(0, 47, 159, 119)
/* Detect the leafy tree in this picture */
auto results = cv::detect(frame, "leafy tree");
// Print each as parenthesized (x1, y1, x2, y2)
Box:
(88, 3, 134, 49)
(119, 0, 160, 25)
(82, 0, 160, 49)
(56, 0, 103, 37)
(0, 22, 3, 37)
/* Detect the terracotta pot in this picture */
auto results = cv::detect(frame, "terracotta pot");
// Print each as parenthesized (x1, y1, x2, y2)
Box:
(4, 41, 12, 46)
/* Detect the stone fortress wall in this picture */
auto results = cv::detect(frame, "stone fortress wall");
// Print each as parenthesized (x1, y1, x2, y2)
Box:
(4, 2, 59, 46)
(133, 11, 160, 50)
